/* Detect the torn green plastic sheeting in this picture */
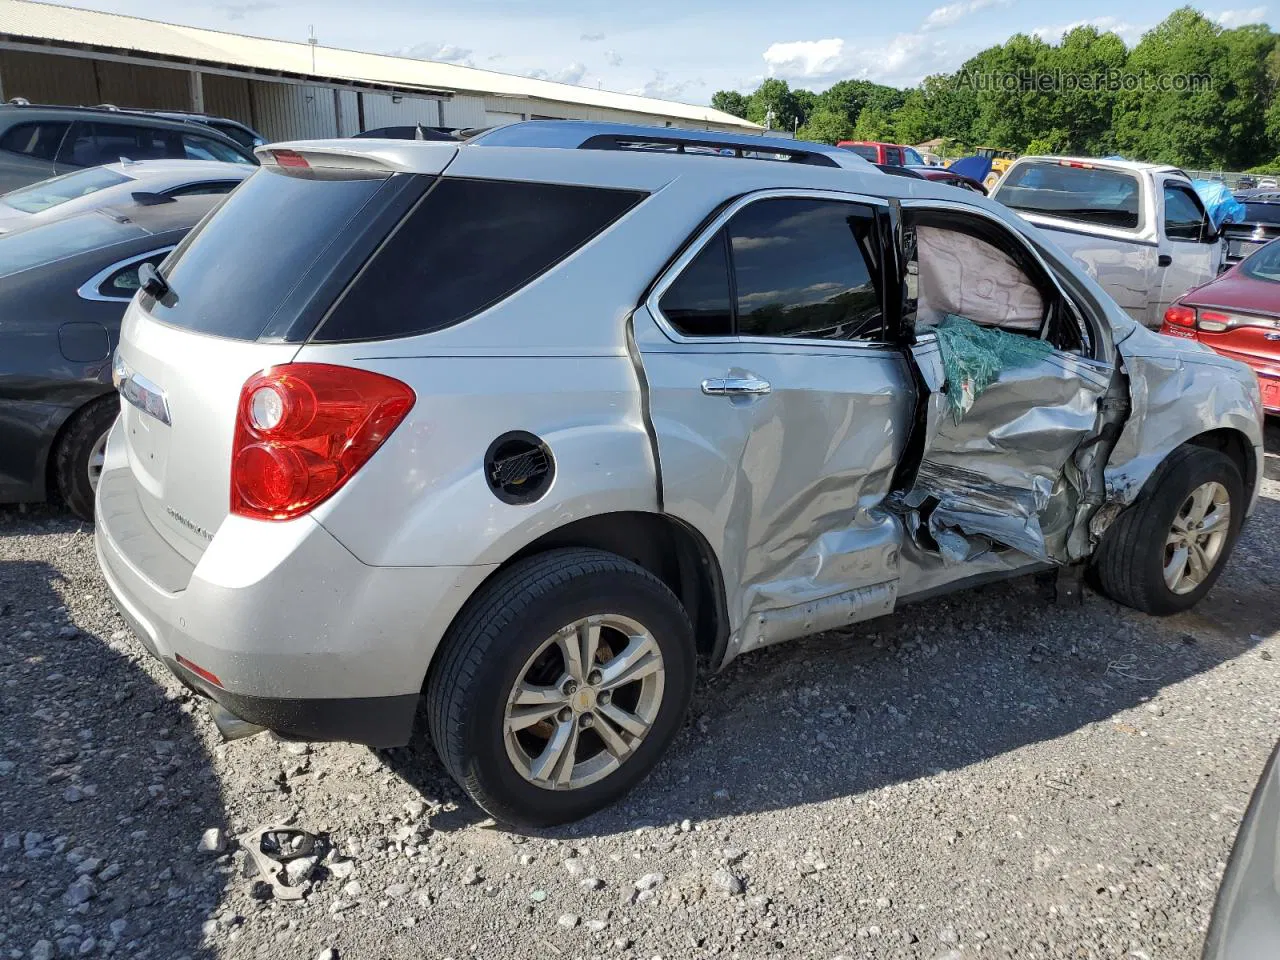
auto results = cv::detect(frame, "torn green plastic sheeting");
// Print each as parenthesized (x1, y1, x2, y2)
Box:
(934, 315, 1053, 423)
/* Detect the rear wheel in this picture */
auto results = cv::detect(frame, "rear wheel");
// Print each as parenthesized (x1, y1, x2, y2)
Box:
(54, 397, 118, 522)
(1094, 445, 1243, 615)
(426, 548, 695, 828)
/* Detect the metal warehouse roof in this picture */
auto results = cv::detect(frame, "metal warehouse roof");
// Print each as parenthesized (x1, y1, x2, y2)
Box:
(0, 0, 761, 130)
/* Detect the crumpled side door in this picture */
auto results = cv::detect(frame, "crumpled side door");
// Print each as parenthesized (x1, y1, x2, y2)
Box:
(891, 204, 1118, 566)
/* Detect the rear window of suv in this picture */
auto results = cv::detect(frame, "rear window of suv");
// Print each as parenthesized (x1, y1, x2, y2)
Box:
(144, 167, 396, 340)
(996, 161, 1141, 229)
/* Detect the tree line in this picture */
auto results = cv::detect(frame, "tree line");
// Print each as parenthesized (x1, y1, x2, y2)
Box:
(710, 6, 1280, 172)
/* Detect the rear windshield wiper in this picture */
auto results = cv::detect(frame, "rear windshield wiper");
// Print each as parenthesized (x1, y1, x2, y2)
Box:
(138, 261, 173, 301)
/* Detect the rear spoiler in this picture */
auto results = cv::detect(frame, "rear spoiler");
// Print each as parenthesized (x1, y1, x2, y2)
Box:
(254, 140, 457, 177)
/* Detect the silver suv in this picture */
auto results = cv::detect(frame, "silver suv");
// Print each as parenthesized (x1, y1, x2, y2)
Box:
(95, 122, 1264, 827)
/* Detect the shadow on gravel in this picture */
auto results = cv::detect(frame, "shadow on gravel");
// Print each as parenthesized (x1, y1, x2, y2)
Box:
(0, 548, 226, 959)
(531, 492, 1280, 840)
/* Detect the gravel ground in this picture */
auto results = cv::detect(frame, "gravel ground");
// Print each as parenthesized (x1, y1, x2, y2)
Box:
(2, 431, 1279, 960)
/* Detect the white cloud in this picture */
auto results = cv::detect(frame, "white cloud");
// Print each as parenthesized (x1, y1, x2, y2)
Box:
(1032, 16, 1147, 46)
(604, 49, 623, 67)
(396, 41, 475, 67)
(922, 0, 1011, 32)
(1213, 7, 1269, 27)
(627, 71, 705, 100)
(762, 32, 953, 87)
(762, 38, 845, 80)
(580, 32, 606, 42)
(528, 62, 589, 85)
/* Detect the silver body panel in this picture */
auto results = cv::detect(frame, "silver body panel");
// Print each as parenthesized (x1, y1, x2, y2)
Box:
(95, 135, 1265, 717)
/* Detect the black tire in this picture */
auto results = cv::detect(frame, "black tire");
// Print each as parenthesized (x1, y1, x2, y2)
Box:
(426, 547, 695, 828)
(54, 397, 119, 522)
(1094, 445, 1244, 615)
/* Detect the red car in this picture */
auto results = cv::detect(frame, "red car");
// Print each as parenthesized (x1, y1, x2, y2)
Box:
(837, 141, 922, 166)
(1161, 236, 1280, 412)
(904, 164, 987, 195)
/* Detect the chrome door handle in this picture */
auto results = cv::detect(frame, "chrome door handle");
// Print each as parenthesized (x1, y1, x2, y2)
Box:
(701, 376, 772, 397)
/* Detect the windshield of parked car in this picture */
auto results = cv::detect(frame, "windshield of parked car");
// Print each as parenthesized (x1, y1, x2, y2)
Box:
(997, 161, 1141, 229)
(1240, 240, 1280, 282)
(1, 166, 132, 214)
(1241, 202, 1280, 224)
(0, 211, 143, 278)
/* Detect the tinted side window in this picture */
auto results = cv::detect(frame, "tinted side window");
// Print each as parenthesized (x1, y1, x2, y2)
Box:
(181, 133, 252, 164)
(165, 180, 239, 198)
(1165, 182, 1206, 241)
(885, 147, 903, 165)
(728, 198, 883, 341)
(659, 230, 732, 337)
(58, 122, 185, 167)
(0, 121, 69, 160)
(97, 251, 171, 299)
(317, 178, 645, 342)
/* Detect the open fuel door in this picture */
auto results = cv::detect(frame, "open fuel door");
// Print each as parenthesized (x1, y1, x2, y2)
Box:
(891, 203, 1117, 565)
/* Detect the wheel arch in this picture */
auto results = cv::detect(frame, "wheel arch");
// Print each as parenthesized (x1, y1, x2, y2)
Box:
(42, 390, 116, 500)
(1187, 427, 1257, 502)
(430, 510, 730, 685)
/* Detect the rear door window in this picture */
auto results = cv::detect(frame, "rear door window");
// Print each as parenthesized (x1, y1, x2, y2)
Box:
(315, 178, 645, 342)
(0, 121, 69, 161)
(58, 122, 184, 167)
(1164, 181, 1207, 241)
(143, 168, 396, 340)
(659, 231, 733, 337)
(842, 144, 879, 162)
(728, 197, 883, 342)
(996, 161, 1141, 229)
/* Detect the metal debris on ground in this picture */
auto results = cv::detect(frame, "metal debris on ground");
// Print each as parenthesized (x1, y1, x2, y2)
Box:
(241, 824, 330, 901)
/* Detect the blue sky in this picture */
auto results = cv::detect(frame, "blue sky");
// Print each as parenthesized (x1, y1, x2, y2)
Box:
(51, 1, 1275, 102)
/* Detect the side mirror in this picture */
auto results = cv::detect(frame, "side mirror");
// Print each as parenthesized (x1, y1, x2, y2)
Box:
(1201, 218, 1220, 244)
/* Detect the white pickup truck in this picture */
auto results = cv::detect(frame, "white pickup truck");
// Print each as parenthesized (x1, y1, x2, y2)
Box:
(991, 156, 1225, 328)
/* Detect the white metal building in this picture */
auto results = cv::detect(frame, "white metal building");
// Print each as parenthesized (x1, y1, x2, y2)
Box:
(0, 0, 760, 141)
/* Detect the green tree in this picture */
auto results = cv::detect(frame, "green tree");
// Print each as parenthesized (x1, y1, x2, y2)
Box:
(747, 78, 802, 131)
(892, 90, 934, 145)
(798, 106, 854, 144)
(792, 88, 819, 129)
(853, 107, 896, 141)
(710, 90, 749, 118)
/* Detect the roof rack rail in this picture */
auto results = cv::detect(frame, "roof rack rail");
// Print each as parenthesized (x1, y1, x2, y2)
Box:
(468, 120, 876, 171)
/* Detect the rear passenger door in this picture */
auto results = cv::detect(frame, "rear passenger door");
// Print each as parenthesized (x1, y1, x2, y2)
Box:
(635, 190, 915, 660)
(892, 202, 1116, 566)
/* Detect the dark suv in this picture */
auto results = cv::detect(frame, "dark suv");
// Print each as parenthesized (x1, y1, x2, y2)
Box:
(0, 103, 257, 192)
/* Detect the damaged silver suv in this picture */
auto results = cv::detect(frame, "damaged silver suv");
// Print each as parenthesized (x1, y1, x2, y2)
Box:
(95, 122, 1265, 827)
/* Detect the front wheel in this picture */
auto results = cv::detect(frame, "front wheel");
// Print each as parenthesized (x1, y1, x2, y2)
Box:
(1094, 445, 1244, 615)
(426, 548, 695, 828)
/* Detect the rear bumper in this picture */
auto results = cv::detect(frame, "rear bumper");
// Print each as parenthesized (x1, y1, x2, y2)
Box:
(93, 428, 495, 746)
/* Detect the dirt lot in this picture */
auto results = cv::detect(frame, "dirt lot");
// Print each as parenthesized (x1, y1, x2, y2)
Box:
(2, 431, 1279, 960)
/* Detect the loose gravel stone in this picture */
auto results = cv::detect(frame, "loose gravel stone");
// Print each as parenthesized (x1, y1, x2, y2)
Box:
(710, 867, 745, 895)
(197, 827, 226, 854)
(556, 914, 580, 930)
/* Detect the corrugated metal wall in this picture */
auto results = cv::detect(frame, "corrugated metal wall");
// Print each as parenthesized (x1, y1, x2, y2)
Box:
(358, 92, 437, 130)
(249, 82, 340, 140)
(203, 74, 253, 127)
(93, 59, 187, 108)
(1, 49, 105, 105)
(440, 95, 486, 129)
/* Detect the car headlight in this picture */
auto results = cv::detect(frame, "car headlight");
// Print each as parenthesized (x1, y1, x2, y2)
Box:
(111, 347, 129, 390)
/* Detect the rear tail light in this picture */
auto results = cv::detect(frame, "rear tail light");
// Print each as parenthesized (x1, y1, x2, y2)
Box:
(231, 364, 415, 521)
(1163, 305, 1197, 327)
(1196, 310, 1231, 332)
(1160, 305, 1200, 341)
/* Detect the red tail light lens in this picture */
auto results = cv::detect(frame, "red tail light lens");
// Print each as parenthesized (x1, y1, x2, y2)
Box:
(231, 364, 415, 521)
(1163, 305, 1197, 327)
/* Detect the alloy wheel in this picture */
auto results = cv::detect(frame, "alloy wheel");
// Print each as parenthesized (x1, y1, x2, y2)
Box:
(503, 614, 665, 790)
(1164, 481, 1231, 595)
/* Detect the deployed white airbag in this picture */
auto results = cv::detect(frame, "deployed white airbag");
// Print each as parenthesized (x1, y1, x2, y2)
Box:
(916, 226, 1044, 332)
